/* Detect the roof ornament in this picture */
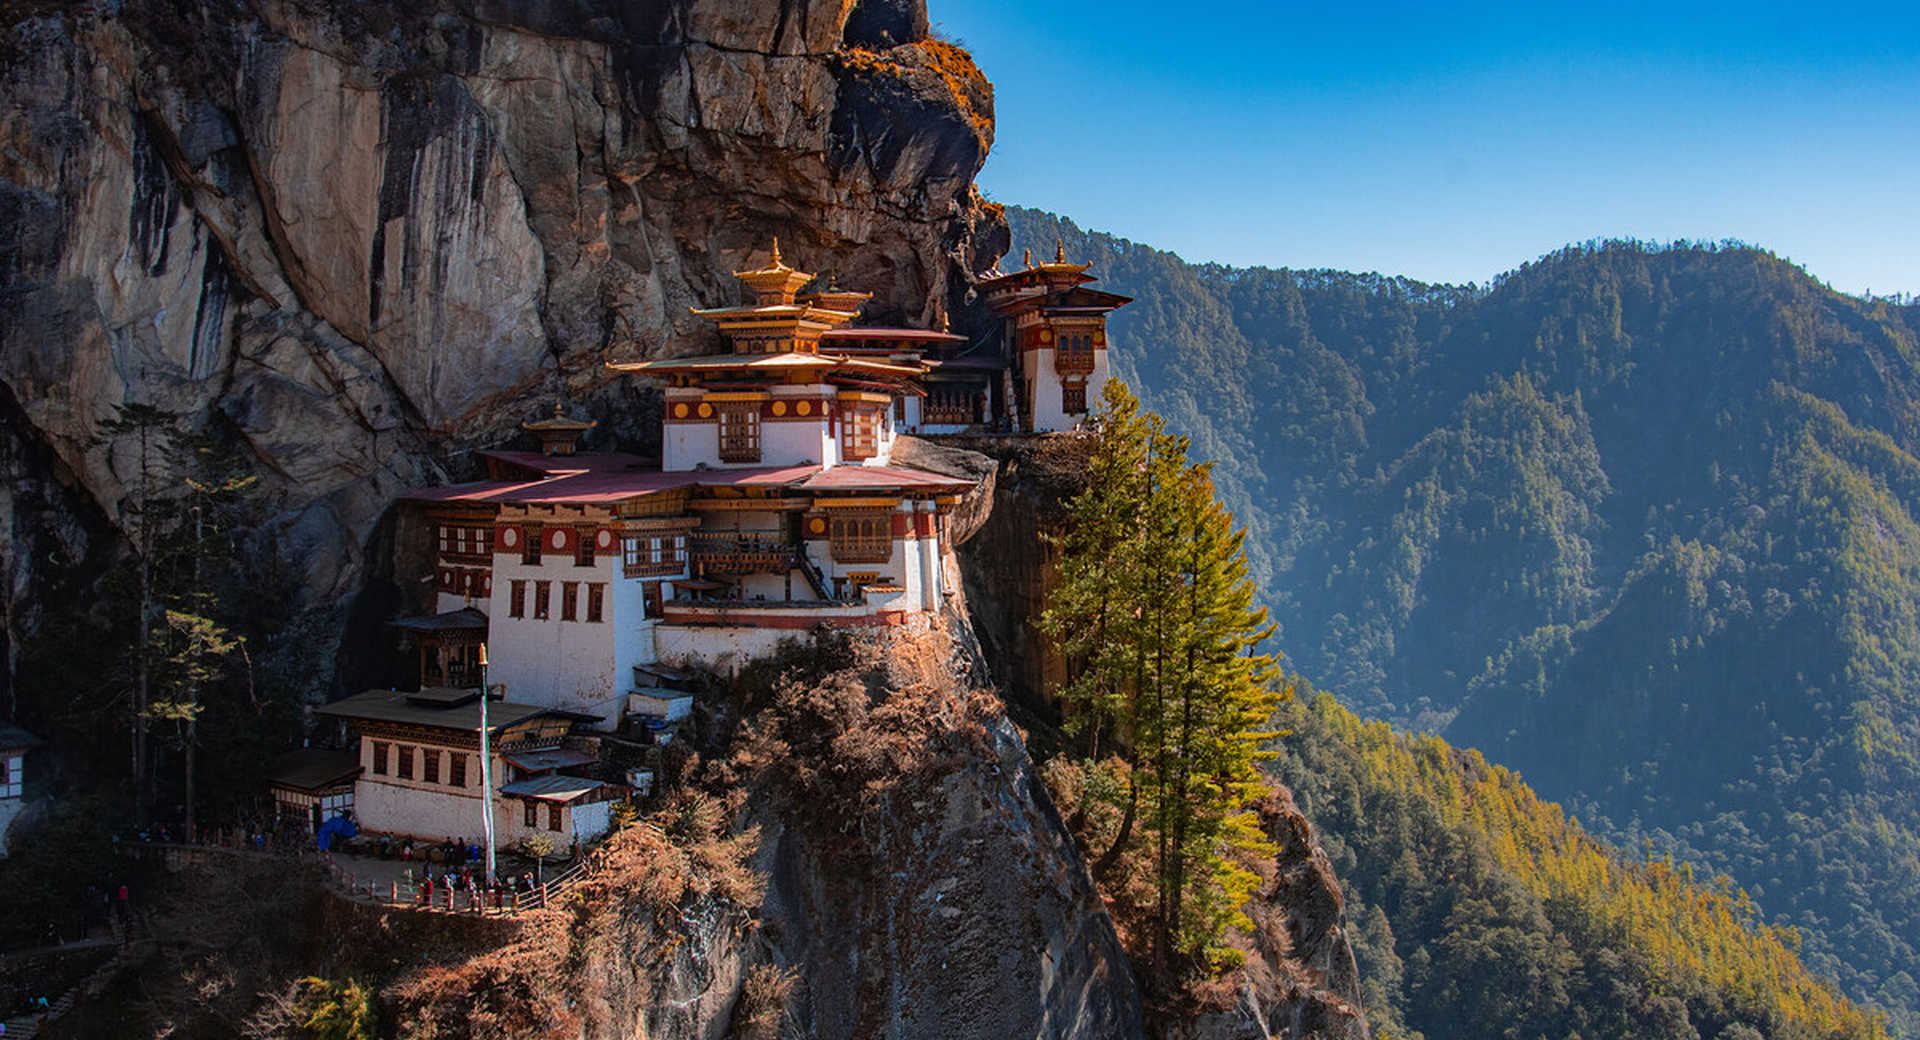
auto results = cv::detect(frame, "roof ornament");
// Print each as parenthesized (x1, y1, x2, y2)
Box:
(1023, 248, 1032, 268)
(769, 237, 783, 268)
(522, 400, 596, 455)
(1055, 239, 1067, 264)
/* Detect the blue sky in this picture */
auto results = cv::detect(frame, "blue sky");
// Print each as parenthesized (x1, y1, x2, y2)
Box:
(931, 0, 1920, 296)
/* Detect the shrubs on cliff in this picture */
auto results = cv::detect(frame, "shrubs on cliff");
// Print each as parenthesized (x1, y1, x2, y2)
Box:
(392, 631, 998, 1038)
(390, 789, 763, 1038)
(1041, 381, 1288, 988)
(715, 629, 1002, 830)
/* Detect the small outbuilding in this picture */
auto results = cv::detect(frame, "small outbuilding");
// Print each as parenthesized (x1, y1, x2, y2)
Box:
(266, 748, 361, 833)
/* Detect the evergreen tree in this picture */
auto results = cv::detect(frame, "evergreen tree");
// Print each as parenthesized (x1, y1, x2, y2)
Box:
(1043, 379, 1287, 983)
(153, 609, 242, 841)
(95, 401, 181, 819)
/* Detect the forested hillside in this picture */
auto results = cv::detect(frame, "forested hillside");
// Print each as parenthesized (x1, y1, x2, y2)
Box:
(1273, 687, 1888, 1040)
(1006, 206, 1920, 1031)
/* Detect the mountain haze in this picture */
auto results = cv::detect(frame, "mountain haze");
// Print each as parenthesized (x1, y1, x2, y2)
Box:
(1006, 206, 1920, 1031)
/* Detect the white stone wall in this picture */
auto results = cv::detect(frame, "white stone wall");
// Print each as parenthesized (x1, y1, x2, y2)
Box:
(733, 571, 795, 600)
(353, 738, 495, 838)
(762, 416, 836, 468)
(436, 591, 484, 615)
(917, 502, 943, 603)
(654, 624, 806, 673)
(1025, 347, 1110, 434)
(663, 383, 845, 470)
(662, 417, 721, 471)
(611, 568, 661, 696)
(351, 738, 610, 854)
(356, 777, 490, 843)
(571, 800, 613, 845)
(495, 796, 601, 854)
(862, 405, 900, 466)
(486, 550, 628, 727)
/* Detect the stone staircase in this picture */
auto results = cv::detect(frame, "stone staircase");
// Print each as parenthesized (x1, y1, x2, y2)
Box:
(2, 917, 143, 1039)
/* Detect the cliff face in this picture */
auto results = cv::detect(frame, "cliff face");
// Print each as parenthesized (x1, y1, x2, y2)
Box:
(381, 623, 1147, 1040)
(951, 435, 1370, 1039)
(0, 0, 1005, 695)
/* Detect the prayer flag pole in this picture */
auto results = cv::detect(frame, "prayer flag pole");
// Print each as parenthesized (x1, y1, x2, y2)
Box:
(478, 644, 497, 886)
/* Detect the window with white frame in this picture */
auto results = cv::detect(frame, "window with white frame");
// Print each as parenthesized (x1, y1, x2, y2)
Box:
(717, 405, 761, 462)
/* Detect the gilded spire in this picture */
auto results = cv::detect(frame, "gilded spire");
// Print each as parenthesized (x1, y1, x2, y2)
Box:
(1055, 238, 1066, 264)
(1023, 248, 1032, 268)
(769, 236, 783, 268)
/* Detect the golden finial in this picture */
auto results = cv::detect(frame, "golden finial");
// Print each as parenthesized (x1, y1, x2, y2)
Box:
(940, 309, 951, 333)
(770, 237, 783, 267)
(1023, 248, 1032, 268)
(1055, 239, 1066, 264)
(553, 400, 565, 417)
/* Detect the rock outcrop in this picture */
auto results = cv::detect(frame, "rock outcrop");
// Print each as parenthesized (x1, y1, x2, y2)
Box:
(0, 0, 1005, 698)
(943, 433, 1098, 727)
(1166, 788, 1368, 1040)
(381, 623, 1146, 1040)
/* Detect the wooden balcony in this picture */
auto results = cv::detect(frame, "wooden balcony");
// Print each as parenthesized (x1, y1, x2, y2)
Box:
(688, 532, 796, 575)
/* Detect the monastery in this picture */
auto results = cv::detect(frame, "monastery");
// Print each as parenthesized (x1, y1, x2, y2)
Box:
(301, 243, 1128, 853)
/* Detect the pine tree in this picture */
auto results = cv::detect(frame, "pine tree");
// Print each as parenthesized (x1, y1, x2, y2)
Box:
(153, 610, 241, 841)
(95, 402, 181, 819)
(1043, 379, 1288, 984)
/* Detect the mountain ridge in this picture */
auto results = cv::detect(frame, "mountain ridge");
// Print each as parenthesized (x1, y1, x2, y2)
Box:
(1006, 204, 1920, 1032)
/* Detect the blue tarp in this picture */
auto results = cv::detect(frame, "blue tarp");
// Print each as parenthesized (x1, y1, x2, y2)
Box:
(315, 812, 358, 851)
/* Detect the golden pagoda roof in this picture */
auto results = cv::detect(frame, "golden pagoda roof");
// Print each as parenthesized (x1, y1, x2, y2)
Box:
(1032, 237, 1092, 276)
(732, 237, 814, 302)
(688, 303, 863, 327)
(608, 353, 837, 374)
(979, 238, 1092, 292)
(804, 288, 874, 314)
(521, 401, 596, 432)
(606, 352, 925, 377)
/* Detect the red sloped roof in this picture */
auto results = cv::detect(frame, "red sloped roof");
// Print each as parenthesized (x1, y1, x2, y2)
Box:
(406, 464, 827, 506)
(799, 466, 973, 492)
(821, 328, 965, 343)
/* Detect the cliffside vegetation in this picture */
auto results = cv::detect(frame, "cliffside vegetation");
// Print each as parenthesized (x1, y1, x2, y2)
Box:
(1010, 206, 1920, 1031)
(1040, 381, 1285, 985)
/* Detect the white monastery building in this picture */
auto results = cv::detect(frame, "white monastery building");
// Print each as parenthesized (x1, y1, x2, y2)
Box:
(315, 242, 1128, 845)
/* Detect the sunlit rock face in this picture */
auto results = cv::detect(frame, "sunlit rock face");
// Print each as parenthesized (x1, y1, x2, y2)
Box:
(0, 0, 1004, 692)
